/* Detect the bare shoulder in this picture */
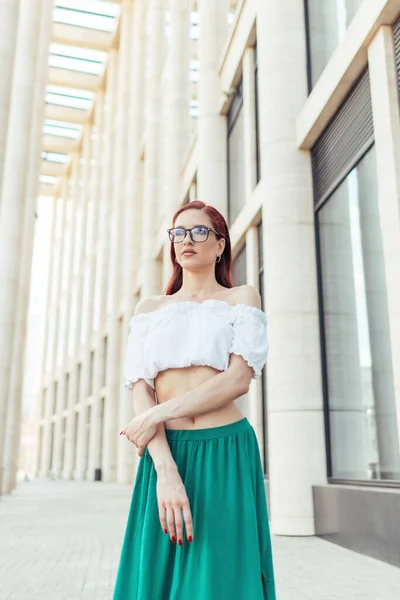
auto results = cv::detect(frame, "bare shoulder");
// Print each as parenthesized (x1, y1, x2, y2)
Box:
(229, 284, 262, 309)
(134, 296, 164, 316)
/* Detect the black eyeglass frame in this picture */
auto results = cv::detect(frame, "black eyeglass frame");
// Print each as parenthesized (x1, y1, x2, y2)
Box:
(167, 226, 223, 243)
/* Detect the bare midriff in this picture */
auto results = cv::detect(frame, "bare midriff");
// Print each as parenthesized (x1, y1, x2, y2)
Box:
(154, 364, 245, 430)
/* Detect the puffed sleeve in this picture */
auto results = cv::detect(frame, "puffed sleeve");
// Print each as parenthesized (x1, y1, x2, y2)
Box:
(123, 315, 149, 389)
(229, 304, 269, 378)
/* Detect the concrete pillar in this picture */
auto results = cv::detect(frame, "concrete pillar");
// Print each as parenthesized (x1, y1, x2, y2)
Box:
(85, 93, 105, 481)
(72, 127, 93, 480)
(0, 0, 19, 204)
(88, 50, 118, 482)
(75, 351, 91, 480)
(141, 0, 164, 298)
(103, 1, 132, 482)
(93, 51, 117, 336)
(40, 187, 68, 478)
(197, 0, 227, 213)
(37, 196, 58, 478)
(257, 0, 326, 535)
(161, 0, 190, 287)
(1, 0, 54, 493)
(61, 129, 91, 480)
(0, 0, 48, 486)
(61, 154, 80, 479)
(118, 0, 147, 485)
(50, 181, 70, 478)
(368, 26, 400, 455)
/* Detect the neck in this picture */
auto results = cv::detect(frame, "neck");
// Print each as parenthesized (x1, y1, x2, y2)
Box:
(179, 269, 221, 299)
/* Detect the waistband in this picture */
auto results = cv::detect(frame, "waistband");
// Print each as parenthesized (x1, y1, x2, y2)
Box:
(164, 417, 251, 441)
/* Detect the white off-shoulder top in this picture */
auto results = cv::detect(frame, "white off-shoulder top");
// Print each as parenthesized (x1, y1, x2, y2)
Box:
(123, 299, 269, 390)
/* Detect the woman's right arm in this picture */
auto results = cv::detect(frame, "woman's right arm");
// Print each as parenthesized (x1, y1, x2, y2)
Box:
(130, 380, 193, 545)
(130, 379, 174, 470)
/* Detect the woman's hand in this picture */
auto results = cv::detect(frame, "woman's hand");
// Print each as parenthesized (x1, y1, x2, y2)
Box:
(120, 409, 158, 456)
(156, 463, 193, 545)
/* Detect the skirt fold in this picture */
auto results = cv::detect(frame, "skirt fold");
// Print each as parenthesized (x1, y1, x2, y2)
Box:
(113, 418, 276, 600)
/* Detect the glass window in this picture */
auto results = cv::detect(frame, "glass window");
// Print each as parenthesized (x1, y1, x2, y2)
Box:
(306, 0, 366, 88)
(64, 374, 69, 411)
(232, 244, 247, 287)
(227, 80, 245, 225)
(317, 146, 400, 481)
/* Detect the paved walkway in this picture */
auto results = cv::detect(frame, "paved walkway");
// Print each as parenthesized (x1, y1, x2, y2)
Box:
(0, 480, 399, 600)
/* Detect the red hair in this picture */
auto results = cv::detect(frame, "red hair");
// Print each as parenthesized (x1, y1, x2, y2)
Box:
(163, 201, 234, 296)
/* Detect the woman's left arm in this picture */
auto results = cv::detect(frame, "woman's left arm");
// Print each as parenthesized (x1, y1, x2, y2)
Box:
(154, 354, 251, 423)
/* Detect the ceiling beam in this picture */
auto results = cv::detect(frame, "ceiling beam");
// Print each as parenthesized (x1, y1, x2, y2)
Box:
(41, 159, 67, 177)
(48, 66, 101, 91)
(45, 103, 90, 125)
(39, 181, 57, 197)
(43, 134, 79, 154)
(52, 22, 113, 51)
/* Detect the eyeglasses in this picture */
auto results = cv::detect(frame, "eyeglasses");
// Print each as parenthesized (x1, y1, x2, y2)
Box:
(167, 226, 222, 243)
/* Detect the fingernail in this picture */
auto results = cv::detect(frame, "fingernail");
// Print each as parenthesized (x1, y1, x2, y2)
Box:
(119, 430, 124, 435)
(164, 529, 168, 534)
(171, 536, 176, 543)
(188, 536, 192, 543)
(178, 539, 182, 546)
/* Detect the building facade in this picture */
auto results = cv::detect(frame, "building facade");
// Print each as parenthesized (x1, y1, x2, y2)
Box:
(0, 0, 400, 567)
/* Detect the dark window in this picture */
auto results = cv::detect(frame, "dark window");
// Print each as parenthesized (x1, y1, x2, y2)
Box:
(64, 374, 69, 410)
(227, 79, 245, 226)
(305, 0, 365, 89)
(232, 243, 247, 286)
(316, 146, 399, 482)
(89, 351, 94, 395)
(52, 381, 58, 415)
(103, 337, 107, 387)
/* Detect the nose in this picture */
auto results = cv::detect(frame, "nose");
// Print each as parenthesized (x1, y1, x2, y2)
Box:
(182, 230, 193, 243)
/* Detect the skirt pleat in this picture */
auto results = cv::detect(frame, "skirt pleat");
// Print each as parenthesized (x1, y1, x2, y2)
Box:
(112, 418, 276, 600)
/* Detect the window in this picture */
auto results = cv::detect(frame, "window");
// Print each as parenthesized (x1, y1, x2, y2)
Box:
(89, 351, 94, 395)
(64, 374, 69, 410)
(317, 146, 400, 481)
(41, 388, 47, 419)
(52, 381, 58, 415)
(227, 80, 245, 225)
(103, 336, 107, 387)
(232, 244, 247, 287)
(305, 0, 366, 88)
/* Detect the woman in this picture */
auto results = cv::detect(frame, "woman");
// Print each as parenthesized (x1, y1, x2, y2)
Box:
(113, 201, 276, 600)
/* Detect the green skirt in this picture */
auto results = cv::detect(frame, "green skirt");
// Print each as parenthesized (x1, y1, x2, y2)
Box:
(112, 418, 276, 600)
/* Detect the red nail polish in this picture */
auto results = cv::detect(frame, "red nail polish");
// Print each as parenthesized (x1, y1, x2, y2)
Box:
(164, 529, 168, 534)
(178, 539, 182, 546)
(119, 431, 124, 435)
(171, 536, 176, 543)
(188, 536, 192, 543)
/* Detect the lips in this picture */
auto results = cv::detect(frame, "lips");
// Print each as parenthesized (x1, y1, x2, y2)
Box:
(182, 251, 196, 256)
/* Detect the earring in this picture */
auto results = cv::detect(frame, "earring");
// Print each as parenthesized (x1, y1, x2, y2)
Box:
(215, 255, 221, 263)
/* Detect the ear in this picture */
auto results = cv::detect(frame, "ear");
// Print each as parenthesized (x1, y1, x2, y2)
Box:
(218, 237, 226, 254)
